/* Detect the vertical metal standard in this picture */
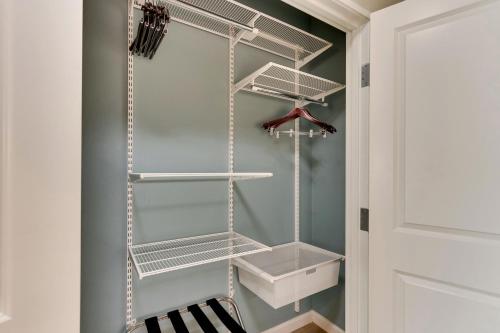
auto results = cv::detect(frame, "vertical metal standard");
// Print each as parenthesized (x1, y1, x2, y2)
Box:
(126, 0, 135, 326)
(293, 50, 300, 313)
(228, 26, 236, 302)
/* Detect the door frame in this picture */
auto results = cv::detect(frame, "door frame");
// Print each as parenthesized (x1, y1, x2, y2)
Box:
(0, 0, 11, 323)
(281, 1, 370, 332)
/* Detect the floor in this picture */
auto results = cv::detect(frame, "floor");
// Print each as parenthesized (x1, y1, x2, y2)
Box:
(292, 323, 327, 333)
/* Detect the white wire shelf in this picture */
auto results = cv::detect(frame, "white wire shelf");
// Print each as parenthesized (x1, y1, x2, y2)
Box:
(234, 62, 346, 105)
(129, 172, 273, 183)
(129, 232, 271, 278)
(133, 0, 332, 66)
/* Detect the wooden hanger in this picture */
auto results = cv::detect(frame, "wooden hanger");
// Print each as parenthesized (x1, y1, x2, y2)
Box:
(263, 107, 336, 133)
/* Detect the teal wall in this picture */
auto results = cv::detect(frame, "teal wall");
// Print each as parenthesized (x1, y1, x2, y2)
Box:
(305, 21, 347, 329)
(82, 0, 345, 332)
(82, 0, 128, 332)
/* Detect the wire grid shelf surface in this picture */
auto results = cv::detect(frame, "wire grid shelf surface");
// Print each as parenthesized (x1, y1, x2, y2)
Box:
(234, 62, 346, 102)
(133, 0, 332, 64)
(129, 232, 271, 278)
(129, 172, 273, 183)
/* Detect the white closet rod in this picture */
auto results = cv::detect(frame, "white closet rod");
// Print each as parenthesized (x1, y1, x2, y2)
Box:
(250, 85, 328, 107)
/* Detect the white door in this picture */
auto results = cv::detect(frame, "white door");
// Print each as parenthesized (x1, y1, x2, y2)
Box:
(369, 0, 500, 332)
(0, 0, 82, 332)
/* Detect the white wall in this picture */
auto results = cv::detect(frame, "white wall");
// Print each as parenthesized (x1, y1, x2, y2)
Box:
(0, 0, 82, 332)
(351, 0, 402, 13)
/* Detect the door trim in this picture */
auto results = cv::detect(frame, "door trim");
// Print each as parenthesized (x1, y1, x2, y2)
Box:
(281, 0, 369, 31)
(345, 25, 366, 333)
(0, 0, 11, 323)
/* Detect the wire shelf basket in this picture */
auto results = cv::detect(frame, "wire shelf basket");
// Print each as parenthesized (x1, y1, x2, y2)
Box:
(234, 62, 346, 104)
(129, 232, 271, 278)
(133, 0, 332, 65)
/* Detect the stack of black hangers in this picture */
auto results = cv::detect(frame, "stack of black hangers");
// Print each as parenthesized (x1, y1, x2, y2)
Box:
(144, 298, 246, 333)
(130, 1, 171, 59)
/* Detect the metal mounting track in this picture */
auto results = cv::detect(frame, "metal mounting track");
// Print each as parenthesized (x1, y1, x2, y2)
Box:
(126, 0, 135, 326)
(228, 27, 236, 301)
(293, 51, 300, 313)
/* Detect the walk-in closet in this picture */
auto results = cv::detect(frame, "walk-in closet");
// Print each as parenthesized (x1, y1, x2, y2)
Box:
(6, 0, 498, 332)
(84, 0, 349, 332)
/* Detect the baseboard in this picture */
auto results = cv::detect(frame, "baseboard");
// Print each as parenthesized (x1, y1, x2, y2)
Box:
(261, 312, 313, 333)
(310, 311, 344, 333)
(261, 310, 344, 333)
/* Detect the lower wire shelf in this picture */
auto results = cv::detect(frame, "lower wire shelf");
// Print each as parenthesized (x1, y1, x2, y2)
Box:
(129, 232, 271, 279)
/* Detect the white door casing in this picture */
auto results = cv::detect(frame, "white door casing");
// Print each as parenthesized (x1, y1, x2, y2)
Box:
(358, 22, 370, 333)
(370, 0, 500, 333)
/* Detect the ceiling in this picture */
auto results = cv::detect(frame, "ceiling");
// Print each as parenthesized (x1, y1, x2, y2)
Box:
(351, 0, 402, 13)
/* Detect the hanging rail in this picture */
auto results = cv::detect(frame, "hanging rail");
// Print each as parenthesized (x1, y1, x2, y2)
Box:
(269, 128, 328, 139)
(250, 85, 328, 107)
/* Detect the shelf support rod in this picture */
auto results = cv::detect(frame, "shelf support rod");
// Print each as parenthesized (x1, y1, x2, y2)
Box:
(293, 49, 301, 314)
(297, 44, 332, 68)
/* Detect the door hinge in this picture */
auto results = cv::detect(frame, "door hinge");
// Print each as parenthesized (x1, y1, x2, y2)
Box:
(361, 63, 370, 87)
(360, 208, 369, 232)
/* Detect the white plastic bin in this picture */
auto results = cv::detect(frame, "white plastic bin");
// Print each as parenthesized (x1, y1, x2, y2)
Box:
(233, 242, 344, 309)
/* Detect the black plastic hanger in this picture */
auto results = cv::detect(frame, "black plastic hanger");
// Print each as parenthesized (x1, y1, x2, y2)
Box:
(130, 2, 170, 58)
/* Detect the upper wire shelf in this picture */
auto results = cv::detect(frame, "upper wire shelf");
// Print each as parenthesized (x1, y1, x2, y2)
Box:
(234, 62, 346, 106)
(129, 172, 273, 183)
(133, 0, 332, 66)
(129, 232, 271, 278)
